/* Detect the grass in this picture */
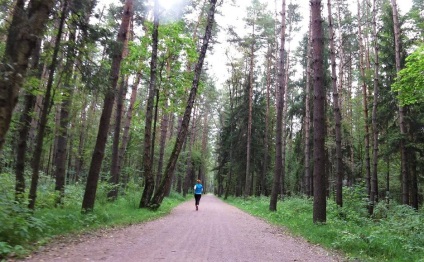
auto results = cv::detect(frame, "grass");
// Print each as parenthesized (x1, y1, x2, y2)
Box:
(224, 194, 424, 262)
(0, 173, 188, 259)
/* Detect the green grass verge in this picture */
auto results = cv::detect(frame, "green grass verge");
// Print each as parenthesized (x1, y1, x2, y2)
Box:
(0, 174, 188, 259)
(224, 195, 424, 262)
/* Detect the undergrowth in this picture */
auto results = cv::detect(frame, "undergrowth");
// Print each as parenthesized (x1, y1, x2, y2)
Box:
(225, 187, 424, 262)
(0, 173, 187, 259)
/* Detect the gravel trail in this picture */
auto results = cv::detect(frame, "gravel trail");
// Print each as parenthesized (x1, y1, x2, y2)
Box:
(22, 194, 343, 262)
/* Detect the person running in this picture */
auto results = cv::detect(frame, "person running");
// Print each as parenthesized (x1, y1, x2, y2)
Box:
(194, 179, 203, 211)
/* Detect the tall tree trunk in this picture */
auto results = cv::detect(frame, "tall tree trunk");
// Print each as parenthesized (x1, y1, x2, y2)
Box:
(280, 40, 292, 198)
(156, 107, 169, 188)
(184, 106, 197, 196)
(369, 0, 380, 215)
(261, 46, 272, 197)
(53, 2, 76, 205)
(390, 0, 409, 206)
(327, 0, 343, 207)
(108, 77, 127, 200)
(149, 0, 217, 208)
(0, 0, 55, 150)
(304, 8, 313, 197)
(156, 59, 172, 188)
(311, 0, 326, 223)
(82, 0, 133, 212)
(224, 69, 236, 200)
(139, 0, 160, 208)
(28, 1, 67, 210)
(75, 96, 91, 182)
(15, 39, 41, 202)
(409, 149, 418, 209)
(357, 0, 371, 196)
(108, 17, 131, 200)
(244, 21, 255, 197)
(200, 108, 209, 184)
(270, 0, 286, 211)
(118, 74, 140, 180)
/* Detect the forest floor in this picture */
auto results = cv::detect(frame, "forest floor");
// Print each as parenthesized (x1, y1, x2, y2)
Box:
(18, 194, 344, 262)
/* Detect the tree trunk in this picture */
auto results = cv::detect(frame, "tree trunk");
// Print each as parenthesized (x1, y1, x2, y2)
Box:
(244, 23, 255, 197)
(304, 8, 313, 197)
(409, 150, 418, 209)
(28, 1, 67, 210)
(327, 0, 343, 207)
(261, 46, 272, 197)
(280, 40, 292, 198)
(369, 0, 380, 215)
(139, 0, 160, 208)
(184, 105, 197, 196)
(155, 59, 172, 188)
(357, 0, 371, 197)
(108, 77, 127, 200)
(311, 0, 326, 223)
(118, 74, 141, 182)
(156, 107, 169, 188)
(149, 0, 217, 208)
(53, 3, 76, 205)
(0, 0, 55, 150)
(270, 0, 286, 211)
(82, 0, 133, 212)
(200, 108, 209, 185)
(390, 0, 409, 206)
(15, 39, 41, 202)
(108, 18, 131, 200)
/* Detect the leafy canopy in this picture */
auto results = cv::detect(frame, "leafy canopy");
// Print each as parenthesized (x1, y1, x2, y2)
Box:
(392, 45, 424, 105)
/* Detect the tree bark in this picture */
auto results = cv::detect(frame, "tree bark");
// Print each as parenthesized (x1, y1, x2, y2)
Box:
(260, 46, 272, 197)
(390, 0, 409, 206)
(15, 39, 41, 202)
(53, 2, 76, 206)
(119, 74, 140, 185)
(108, 77, 127, 200)
(304, 8, 313, 197)
(108, 17, 131, 200)
(311, 0, 326, 223)
(357, 0, 371, 197)
(28, 1, 67, 210)
(139, 0, 160, 208)
(149, 0, 217, 208)
(244, 22, 255, 197)
(270, 0, 286, 211)
(82, 0, 133, 212)
(369, 0, 380, 215)
(0, 0, 55, 150)
(327, 0, 343, 207)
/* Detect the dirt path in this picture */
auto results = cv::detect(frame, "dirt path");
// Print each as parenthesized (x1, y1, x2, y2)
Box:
(22, 195, 342, 262)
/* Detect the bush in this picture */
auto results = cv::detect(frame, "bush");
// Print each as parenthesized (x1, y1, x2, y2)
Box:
(0, 174, 48, 258)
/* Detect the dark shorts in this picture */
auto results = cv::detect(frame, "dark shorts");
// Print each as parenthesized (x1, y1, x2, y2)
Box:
(194, 194, 202, 205)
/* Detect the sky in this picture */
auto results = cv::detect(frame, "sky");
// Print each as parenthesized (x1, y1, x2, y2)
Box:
(97, 0, 414, 87)
(206, 0, 413, 87)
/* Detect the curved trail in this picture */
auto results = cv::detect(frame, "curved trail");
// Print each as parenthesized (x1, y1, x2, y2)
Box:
(23, 195, 342, 262)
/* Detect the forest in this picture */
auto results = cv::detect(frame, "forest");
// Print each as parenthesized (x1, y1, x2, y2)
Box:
(0, 0, 423, 260)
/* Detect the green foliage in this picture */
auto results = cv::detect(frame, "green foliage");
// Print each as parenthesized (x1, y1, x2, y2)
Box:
(225, 192, 424, 262)
(392, 45, 424, 106)
(0, 174, 47, 257)
(0, 173, 187, 259)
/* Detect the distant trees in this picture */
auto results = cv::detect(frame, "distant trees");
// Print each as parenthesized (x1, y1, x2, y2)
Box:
(0, 0, 422, 223)
(215, 0, 423, 222)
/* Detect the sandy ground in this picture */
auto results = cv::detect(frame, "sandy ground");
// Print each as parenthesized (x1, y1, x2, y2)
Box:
(19, 194, 343, 262)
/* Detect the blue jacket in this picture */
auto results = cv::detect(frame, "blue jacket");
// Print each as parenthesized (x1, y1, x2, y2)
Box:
(194, 183, 203, 194)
